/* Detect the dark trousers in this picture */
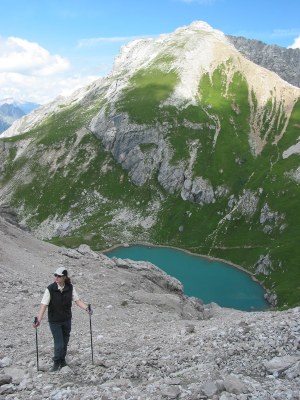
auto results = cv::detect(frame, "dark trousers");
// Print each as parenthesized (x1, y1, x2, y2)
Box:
(49, 319, 72, 363)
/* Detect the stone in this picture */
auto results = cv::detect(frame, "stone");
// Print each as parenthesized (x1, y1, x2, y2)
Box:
(185, 324, 195, 334)
(0, 357, 12, 368)
(4, 367, 26, 384)
(284, 361, 300, 379)
(0, 374, 12, 385)
(160, 385, 181, 398)
(254, 254, 273, 275)
(264, 355, 300, 375)
(201, 381, 219, 397)
(0, 383, 15, 395)
(181, 176, 215, 205)
(223, 375, 248, 394)
(219, 394, 235, 400)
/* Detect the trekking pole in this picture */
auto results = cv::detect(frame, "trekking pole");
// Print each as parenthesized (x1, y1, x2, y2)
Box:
(33, 317, 39, 371)
(88, 304, 94, 365)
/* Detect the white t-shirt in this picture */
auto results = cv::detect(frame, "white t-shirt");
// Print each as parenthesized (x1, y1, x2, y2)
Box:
(41, 284, 80, 305)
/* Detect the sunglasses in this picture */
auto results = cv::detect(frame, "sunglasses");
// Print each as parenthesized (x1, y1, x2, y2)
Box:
(54, 274, 64, 277)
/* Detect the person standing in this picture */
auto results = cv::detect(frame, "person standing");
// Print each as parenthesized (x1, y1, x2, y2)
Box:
(33, 266, 93, 372)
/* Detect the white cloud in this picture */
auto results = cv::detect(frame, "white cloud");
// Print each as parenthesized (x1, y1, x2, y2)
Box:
(0, 36, 99, 104)
(0, 71, 98, 104)
(0, 37, 70, 75)
(78, 35, 150, 48)
(288, 36, 300, 49)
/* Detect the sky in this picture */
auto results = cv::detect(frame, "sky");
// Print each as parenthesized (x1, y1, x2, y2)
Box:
(0, 0, 299, 105)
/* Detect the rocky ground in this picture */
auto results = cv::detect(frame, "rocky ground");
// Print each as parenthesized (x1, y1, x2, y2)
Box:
(0, 213, 300, 400)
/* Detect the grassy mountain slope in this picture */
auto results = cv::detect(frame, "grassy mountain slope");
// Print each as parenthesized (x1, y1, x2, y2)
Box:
(1, 22, 300, 308)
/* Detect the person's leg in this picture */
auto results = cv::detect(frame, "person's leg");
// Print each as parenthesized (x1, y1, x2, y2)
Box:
(61, 319, 72, 367)
(49, 322, 64, 370)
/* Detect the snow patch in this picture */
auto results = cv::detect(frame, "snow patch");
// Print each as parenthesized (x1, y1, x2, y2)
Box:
(282, 139, 300, 159)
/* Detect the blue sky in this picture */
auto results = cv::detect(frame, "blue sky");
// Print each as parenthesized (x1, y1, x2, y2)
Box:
(0, 0, 299, 104)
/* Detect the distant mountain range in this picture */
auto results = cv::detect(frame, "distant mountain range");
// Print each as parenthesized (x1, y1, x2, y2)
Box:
(1, 21, 300, 308)
(227, 35, 300, 88)
(0, 98, 40, 133)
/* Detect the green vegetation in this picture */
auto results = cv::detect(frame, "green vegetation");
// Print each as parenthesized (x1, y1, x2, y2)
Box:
(116, 67, 179, 124)
(34, 99, 106, 146)
(1, 60, 300, 309)
(194, 66, 253, 189)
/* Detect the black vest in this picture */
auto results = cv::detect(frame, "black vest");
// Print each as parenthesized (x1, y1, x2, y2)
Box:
(47, 282, 73, 323)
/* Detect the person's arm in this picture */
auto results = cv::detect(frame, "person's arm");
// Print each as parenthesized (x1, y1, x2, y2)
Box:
(36, 304, 47, 324)
(34, 288, 50, 327)
(75, 298, 92, 314)
(73, 286, 92, 314)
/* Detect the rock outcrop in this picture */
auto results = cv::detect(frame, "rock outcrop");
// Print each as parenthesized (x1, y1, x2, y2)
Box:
(227, 35, 300, 88)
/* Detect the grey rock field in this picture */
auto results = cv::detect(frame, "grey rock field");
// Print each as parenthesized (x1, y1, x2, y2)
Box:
(0, 215, 300, 399)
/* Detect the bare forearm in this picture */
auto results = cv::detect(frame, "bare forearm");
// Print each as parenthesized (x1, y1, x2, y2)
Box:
(37, 304, 47, 322)
(75, 299, 89, 311)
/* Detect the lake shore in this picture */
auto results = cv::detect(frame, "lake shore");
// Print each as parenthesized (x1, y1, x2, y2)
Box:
(102, 241, 271, 305)
(103, 241, 255, 277)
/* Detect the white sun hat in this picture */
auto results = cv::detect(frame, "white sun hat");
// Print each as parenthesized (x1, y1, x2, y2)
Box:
(54, 266, 67, 276)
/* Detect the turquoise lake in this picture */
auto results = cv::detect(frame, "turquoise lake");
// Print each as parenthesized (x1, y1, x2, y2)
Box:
(105, 245, 269, 311)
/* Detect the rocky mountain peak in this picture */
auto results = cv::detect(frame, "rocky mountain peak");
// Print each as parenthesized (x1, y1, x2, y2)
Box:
(110, 20, 299, 118)
(112, 21, 234, 105)
(173, 20, 226, 41)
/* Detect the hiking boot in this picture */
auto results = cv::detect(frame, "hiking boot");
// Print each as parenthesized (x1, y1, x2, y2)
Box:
(50, 362, 61, 372)
(60, 359, 67, 368)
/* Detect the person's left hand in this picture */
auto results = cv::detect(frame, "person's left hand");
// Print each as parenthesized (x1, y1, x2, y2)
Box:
(33, 318, 40, 328)
(86, 306, 93, 315)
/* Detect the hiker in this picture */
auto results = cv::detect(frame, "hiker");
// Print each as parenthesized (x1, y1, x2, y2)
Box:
(33, 266, 93, 371)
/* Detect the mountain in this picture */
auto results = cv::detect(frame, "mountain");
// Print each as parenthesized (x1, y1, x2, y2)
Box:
(0, 98, 40, 134)
(227, 36, 300, 88)
(0, 102, 25, 133)
(1, 21, 300, 308)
